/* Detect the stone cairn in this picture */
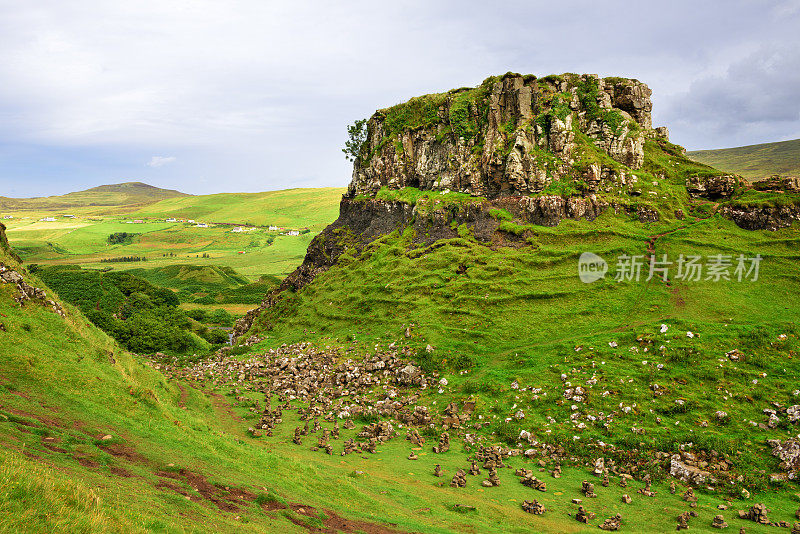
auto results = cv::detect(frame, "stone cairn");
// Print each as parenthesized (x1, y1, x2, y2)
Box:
(481, 467, 500, 487)
(433, 432, 450, 454)
(711, 514, 728, 529)
(450, 469, 467, 488)
(575, 505, 594, 523)
(599, 514, 622, 531)
(521, 499, 546, 515)
(738, 503, 769, 525)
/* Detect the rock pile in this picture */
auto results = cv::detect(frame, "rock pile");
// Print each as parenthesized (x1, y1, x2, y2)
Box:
(0, 263, 65, 317)
(450, 469, 467, 488)
(575, 505, 594, 523)
(711, 514, 728, 529)
(481, 468, 500, 487)
(738, 503, 770, 525)
(521, 499, 546, 515)
(599, 514, 622, 531)
(768, 439, 800, 479)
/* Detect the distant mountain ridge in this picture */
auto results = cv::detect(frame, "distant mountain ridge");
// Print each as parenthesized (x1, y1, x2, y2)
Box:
(0, 181, 189, 211)
(688, 138, 800, 180)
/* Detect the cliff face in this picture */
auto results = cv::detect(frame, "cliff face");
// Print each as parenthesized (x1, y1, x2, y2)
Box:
(233, 193, 619, 336)
(348, 73, 662, 200)
(236, 72, 800, 337)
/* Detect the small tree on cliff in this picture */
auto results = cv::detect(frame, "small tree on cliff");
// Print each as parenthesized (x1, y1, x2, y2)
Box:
(342, 119, 367, 164)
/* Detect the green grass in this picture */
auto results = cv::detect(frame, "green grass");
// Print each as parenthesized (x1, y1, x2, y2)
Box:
(688, 138, 800, 180)
(3, 208, 800, 532)
(128, 264, 279, 305)
(131, 188, 343, 230)
(372, 186, 485, 208)
(249, 209, 800, 497)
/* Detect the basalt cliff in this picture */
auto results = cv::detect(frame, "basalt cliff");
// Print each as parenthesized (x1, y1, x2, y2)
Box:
(235, 72, 800, 336)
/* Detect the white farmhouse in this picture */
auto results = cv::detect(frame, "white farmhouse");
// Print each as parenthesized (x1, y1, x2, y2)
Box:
(287, 230, 300, 236)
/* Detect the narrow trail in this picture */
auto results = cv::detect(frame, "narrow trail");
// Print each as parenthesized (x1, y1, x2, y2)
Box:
(644, 202, 720, 288)
(176, 381, 188, 409)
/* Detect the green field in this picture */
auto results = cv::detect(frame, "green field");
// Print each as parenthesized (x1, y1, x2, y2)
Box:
(132, 188, 343, 230)
(3, 187, 343, 280)
(688, 138, 800, 180)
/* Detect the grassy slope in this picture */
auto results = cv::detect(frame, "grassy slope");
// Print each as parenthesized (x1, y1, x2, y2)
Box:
(2, 230, 773, 534)
(5, 214, 800, 532)
(688, 138, 800, 180)
(0, 182, 188, 212)
(249, 208, 800, 495)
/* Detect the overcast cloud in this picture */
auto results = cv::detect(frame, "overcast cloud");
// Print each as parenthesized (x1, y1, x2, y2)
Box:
(0, 0, 798, 196)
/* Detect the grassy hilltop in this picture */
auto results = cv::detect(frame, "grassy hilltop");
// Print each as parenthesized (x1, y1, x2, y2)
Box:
(688, 138, 800, 180)
(0, 182, 188, 212)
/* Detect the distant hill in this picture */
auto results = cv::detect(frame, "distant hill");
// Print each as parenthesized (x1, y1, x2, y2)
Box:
(688, 138, 800, 180)
(0, 181, 189, 211)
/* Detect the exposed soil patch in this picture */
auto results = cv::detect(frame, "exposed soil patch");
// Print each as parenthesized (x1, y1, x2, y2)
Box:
(261, 500, 287, 512)
(109, 466, 135, 478)
(155, 480, 202, 502)
(75, 456, 99, 468)
(176, 381, 188, 409)
(206, 390, 244, 423)
(98, 442, 148, 464)
(283, 502, 405, 534)
(671, 286, 686, 308)
(3, 406, 62, 428)
(42, 443, 68, 454)
(155, 468, 252, 512)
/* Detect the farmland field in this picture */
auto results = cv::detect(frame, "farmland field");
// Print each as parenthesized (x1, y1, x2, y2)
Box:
(2, 187, 343, 280)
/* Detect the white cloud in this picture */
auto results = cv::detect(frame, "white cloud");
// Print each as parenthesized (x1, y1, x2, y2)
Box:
(147, 156, 176, 168)
(0, 0, 798, 194)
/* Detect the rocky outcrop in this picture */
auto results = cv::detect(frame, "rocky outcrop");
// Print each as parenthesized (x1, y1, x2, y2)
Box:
(685, 174, 737, 200)
(237, 71, 797, 340)
(0, 225, 64, 317)
(768, 439, 800, 480)
(233, 194, 611, 336)
(669, 455, 712, 485)
(752, 175, 800, 193)
(0, 223, 21, 263)
(348, 73, 659, 200)
(0, 262, 65, 317)
(720, 201, 800, 231)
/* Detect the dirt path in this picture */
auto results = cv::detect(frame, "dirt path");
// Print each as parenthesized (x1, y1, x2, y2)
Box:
(176, 381, 188, 409)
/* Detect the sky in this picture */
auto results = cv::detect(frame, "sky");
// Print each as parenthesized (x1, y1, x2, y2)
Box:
(0, 0, 799, 197)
